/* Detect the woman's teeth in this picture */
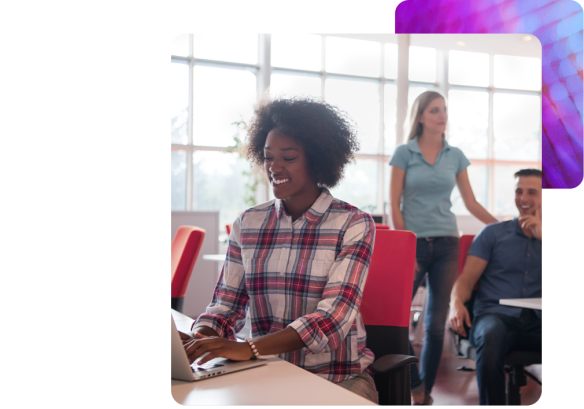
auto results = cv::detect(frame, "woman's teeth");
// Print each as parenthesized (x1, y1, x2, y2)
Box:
(273, 178, 289, 185)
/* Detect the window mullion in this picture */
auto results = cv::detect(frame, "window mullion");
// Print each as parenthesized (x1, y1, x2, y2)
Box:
(187, 34, 195, 211)
(488, 54, 495, 214)
(378, 42, 386, 216)
(321, 35, 326, 100)
(396, 34, 410, 145)
(258, 34, 271, 204)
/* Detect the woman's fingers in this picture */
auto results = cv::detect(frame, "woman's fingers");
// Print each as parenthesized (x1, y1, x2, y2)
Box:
(196, 349, 222, 365)
(185, 338, 226, 364)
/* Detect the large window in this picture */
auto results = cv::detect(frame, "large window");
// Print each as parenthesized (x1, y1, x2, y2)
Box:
(171, 34, 542, 228)
(170, 34, 259, 228)
(440, 46, 542, 216)
(268, 34, 397, 217)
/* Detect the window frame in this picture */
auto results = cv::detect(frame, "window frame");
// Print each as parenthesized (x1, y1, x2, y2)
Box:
(171, 34, 542, 220)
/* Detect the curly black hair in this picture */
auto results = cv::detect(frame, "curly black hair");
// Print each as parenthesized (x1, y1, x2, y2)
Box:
(245, 95, 360, 188)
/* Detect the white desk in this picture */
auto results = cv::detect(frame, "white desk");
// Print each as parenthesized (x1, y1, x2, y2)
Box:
(499, 298, 542, 310)
(202, 254, 226, 282)
(202, 254, 226, 262)
(171, 310, 374, 406)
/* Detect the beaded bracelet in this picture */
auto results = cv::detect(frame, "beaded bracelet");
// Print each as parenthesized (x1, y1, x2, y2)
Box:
(245, 337, 260, 359)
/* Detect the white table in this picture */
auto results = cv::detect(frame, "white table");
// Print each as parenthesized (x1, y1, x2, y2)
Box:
(171, 310, 374, 406)
(202, 254, 226, 262)
(499, 298, 542, 310)
(202, 254, 226, 282)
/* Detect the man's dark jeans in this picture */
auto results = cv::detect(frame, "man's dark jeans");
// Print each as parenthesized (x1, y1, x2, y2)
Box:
(469, 309, 542, 405)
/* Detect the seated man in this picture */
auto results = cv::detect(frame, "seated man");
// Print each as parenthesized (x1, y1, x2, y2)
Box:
(449, 169, 542, 405)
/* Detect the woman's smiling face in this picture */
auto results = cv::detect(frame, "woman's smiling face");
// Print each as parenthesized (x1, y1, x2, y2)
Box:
(263, 129, 318, 203)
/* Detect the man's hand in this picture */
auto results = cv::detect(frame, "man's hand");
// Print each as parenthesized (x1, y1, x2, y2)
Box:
(449, 300, 471, 337)
(518, 206, 542, 240)
(183, 333, 254, 365)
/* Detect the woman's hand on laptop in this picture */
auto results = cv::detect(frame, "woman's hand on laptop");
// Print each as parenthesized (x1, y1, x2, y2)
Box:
(183, 333, 254, 365)
(178, 331, 194, 344)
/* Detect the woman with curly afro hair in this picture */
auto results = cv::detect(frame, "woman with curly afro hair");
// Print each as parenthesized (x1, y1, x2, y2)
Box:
(181, 95, 379, 403)
(246, 95, 359, 192)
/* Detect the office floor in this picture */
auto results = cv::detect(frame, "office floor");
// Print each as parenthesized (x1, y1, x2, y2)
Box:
(411, 329, 542, 405)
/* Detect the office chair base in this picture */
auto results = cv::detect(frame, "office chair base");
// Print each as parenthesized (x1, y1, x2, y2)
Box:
(506, 364, 527, 405)
(171, 297, 184, 313)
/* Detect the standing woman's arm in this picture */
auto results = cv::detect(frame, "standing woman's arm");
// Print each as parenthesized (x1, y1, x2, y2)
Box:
(456, 169, 498, 225)
(390, 166, 406, 230)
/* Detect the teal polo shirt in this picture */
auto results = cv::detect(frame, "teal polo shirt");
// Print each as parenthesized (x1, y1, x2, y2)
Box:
(389, 137, 470, 238)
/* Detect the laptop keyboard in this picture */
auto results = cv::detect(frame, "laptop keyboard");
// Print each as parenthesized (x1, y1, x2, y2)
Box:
(191, 362, 225, 373)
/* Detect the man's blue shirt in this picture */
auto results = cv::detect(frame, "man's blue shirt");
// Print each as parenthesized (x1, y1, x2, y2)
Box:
(468, 218, 542, 319)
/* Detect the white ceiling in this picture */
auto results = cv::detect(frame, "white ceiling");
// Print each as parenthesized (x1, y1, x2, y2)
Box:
(321, 33, 541, 59)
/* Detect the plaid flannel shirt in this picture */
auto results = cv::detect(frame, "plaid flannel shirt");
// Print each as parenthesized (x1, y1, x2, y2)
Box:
(193, 188, 376, 383)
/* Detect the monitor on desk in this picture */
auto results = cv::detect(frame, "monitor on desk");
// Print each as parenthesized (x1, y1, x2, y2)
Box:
(370, 214, 385, 224)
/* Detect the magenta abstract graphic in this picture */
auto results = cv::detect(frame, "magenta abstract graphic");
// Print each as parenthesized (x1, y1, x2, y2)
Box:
(396, 0, 583, 188)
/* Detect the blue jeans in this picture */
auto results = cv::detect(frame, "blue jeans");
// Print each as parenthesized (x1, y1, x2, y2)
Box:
(469, 310, 542, 405)
(409, 237, 459, 394)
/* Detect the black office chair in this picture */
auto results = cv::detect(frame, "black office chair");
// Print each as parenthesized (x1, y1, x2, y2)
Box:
(452, 291, 542, 405)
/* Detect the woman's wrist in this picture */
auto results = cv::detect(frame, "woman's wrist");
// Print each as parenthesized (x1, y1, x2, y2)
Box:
(245, 337, 260, 359)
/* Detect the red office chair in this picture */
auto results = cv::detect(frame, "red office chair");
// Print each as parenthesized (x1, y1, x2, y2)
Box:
(458, 234, 475, 275)
(171, 226, 206, 313)
(361, 229, 419, 405)
(375, 224, 390, 230)
(453, 234, 542, 404)
(225, 224, 232, 235)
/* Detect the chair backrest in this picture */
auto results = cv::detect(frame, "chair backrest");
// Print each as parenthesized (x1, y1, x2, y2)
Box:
(361, 229, 417, 405)
(171, 226, 206, 299)
(362, 229, 416, 327)
(375, 224, 390, 230)
(225, 224, 232, 235)
(458, 234, 475, 275)
(361, 229, 416, 345)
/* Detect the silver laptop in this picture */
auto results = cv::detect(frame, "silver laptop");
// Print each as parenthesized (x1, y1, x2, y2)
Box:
(171, 315, 267, 381)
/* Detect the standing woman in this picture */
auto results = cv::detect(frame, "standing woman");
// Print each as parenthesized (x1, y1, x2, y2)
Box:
(390, 91, 498, 405)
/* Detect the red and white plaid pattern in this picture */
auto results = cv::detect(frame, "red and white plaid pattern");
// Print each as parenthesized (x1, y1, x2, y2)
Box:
(194, 188, 376, 383)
